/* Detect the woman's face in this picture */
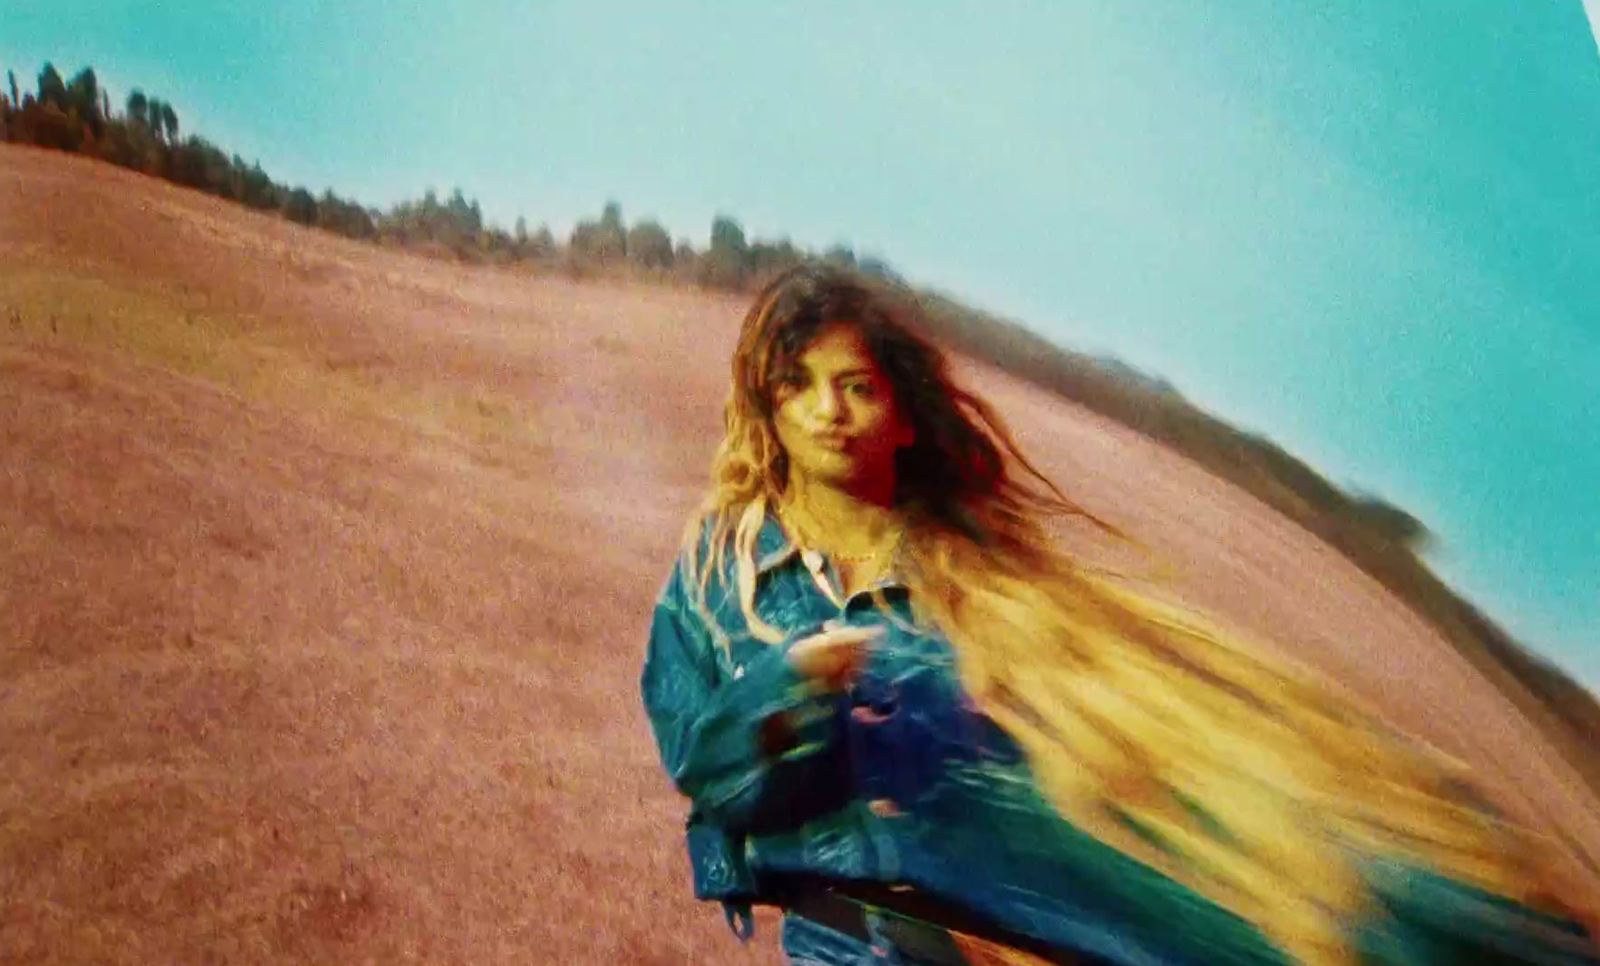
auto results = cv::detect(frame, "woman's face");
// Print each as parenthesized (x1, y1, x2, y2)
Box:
(769, 322, 914, 495)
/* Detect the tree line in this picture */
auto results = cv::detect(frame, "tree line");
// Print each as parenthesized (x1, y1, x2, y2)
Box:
(1, 60, 898, 292)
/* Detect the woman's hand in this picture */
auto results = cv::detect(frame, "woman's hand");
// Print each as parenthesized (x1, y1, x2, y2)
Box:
(786, 624, 882, 691)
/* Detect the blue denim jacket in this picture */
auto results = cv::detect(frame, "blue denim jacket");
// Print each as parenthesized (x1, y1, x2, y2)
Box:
(640, 511, 1600, 966)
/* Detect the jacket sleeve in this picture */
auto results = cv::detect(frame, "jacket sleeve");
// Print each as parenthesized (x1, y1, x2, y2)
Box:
(640, 562, 849, 836)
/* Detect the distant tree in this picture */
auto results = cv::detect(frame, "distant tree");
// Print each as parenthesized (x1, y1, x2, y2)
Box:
(66, 67, 102, 134)
(181, 136, 235, 196)
(710, 215, 747, 255)
(37, 63, 66, 110)
(94, 107, 158, 170)
(316, 189, 340, 229)
(418, 187, 482, 251)
(231, 156, 274, 209)
(483, 226, 516, 261)
(857, 254, 901, 283)
(448, 188, 476, 225)
(1348, 494, 1432, 552)
(373, 186, 495, 252)
(701, 214, 750, 289)
(27, 100, 85, 152)
(530, 224, 555, 256)
(748, 237, 804, 283)
(283, 186, 317, 225)
(511, 217, 556, 261)
(8, 71, 19, 109)
(160, 101, 178, 142)
(145, 97, 166, 140)
(570, 200, 628, 266)
(570, 220, 622, 265)
(670, 239, 700, 283)
(823, 243, 857, 268)
(126, 88, 147, 127)
(627, 218, 674, 270)
(313, 188, 376, 240)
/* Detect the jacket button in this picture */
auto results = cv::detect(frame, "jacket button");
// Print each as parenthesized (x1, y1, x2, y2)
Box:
(868, 798, 902, 818)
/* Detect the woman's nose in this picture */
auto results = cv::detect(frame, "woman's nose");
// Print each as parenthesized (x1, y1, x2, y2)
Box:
(812, 386, 841, 420)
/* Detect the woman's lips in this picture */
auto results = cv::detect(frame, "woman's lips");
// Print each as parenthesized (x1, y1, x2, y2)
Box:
(811, 432, 853, 451)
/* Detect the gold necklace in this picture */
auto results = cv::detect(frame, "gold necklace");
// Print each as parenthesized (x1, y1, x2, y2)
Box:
(818, 528, 905, 565)
(779, 503, 903, 564)
(831, 546, 887, 563)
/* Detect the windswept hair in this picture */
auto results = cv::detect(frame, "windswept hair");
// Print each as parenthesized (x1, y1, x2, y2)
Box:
(676, 263, 1592, 966)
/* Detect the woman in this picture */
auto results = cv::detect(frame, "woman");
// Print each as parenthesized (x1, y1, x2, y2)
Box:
(640, 263, 1600, 966)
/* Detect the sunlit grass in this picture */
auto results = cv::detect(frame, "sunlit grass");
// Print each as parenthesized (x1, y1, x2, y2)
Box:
(0, 264, 538, 454)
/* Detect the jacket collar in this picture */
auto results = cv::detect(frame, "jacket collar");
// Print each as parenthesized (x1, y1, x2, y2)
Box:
(752, 507, 908, 592)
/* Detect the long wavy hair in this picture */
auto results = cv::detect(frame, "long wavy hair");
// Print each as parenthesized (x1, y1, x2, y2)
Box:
(676, 263, 1590, 966)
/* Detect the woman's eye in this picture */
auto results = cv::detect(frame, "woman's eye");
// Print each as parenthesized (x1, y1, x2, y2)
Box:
(846, 382, 875, 397)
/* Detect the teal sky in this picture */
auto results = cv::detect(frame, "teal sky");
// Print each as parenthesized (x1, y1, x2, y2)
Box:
(5, 2, 1597, 688)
